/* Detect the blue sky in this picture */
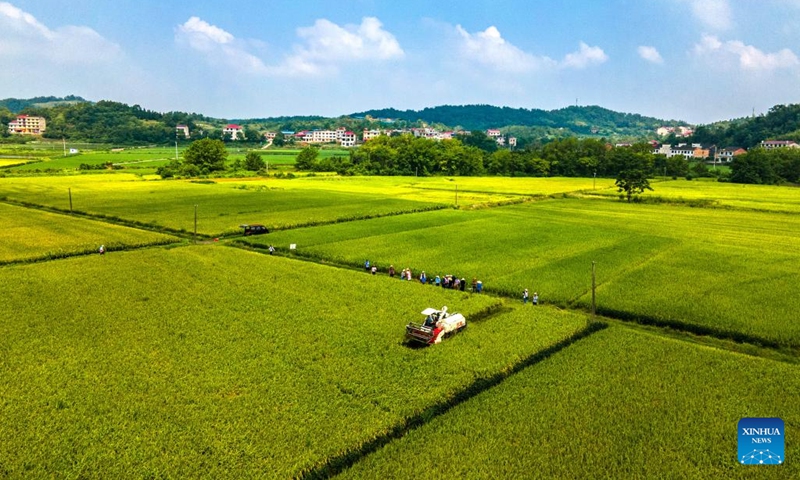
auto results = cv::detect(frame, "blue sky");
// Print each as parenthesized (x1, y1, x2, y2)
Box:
(2, 1, 800, 124)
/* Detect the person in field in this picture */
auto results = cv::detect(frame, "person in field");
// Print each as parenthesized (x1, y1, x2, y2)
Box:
(419, 271, 427, 284)
(268, 245, 275, 255)
(98, 245, 105, 255)
(371, 265, 377, 275)
(434, 275, 441, 287)
(533, 292, 539, 305)
(389, 265, 395, 278)
(476, 280, 483, 293)
(523, 288, 529, 304)
(460, 278, 466, 291)
(472, 277, 478, 292)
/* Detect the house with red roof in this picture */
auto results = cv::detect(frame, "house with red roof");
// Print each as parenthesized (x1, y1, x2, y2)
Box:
(223, 124, 244, 140)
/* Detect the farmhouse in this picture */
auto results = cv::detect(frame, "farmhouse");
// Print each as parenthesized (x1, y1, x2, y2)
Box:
(8, 115, 46, 135)
(715, 147, 746, 163)
(761, 140, 799, 149)
(223, 124, 244, 140)
(340, 131, 356, 147)
(363, 129, 384, 141)
(175, 124, 190, 138)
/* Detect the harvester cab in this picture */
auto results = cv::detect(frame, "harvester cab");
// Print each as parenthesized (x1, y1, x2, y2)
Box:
(406, 306, 466, 345)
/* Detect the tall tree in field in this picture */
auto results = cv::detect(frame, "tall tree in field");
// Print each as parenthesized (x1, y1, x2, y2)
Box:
(184, 138, 227, 173)
(244, 151, 266, 171)
(295, 147, 319, 170)
(614, 149, 653, 202)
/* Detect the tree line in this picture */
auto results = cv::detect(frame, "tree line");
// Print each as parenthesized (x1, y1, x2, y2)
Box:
(730, 147, 800, 184)
(292, 134, 677, 180)
(683, 104, 800, 149)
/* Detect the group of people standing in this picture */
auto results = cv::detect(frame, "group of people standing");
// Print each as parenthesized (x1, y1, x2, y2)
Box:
(522, 288, 539, 305)
(366, 261, 484, 294)
(364, 260, 540, 303)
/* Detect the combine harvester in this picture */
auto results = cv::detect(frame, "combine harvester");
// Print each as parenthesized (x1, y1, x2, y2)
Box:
(405, 306, 466, 345)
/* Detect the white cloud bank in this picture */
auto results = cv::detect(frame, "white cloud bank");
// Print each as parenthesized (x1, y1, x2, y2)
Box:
(455, 25, 553, 72)
(679, 0, 733, 30)
(637, 45, 664, 64)
(176, 16, 270, 75)
(454, 25, 607, 72)
(176, 16, 403, 77)
(693, 34, 799, 70)
(0, 1, 122, 65)
(561, 42, 609, 69)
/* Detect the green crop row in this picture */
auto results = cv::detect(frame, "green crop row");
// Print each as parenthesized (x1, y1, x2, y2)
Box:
(252, 198, 800, 347)
(340, 326, 799, 479)
(0, 202, 179, 264)
(0, 246, 589, 478)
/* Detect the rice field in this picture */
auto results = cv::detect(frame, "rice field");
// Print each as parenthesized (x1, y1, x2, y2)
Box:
(253, 198, 800, 347)
(286, 175, 614, 197)
(0, 245, 589, 478)
(1, 172, 798, 478)
(586, 178, 800, 213)
(0, 175, 454, 236)
(339, 326, 799, 479)
(0, 202, 179, 263)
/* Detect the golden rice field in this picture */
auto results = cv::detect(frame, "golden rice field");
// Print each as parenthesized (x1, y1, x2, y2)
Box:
(0, 202, 178, 263)
(587, 177, 800, 213)
(1, 171, 798, 478)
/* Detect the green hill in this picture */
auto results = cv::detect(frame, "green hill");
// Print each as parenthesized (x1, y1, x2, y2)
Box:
(0, 95, 88, 113)
(351, 104, 685, 136)
(689, 104, 800, 148)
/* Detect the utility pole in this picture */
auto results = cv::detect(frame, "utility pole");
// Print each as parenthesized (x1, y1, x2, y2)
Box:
(63, 137, 66, 157)
(593, 171, 596, 190)
(175, 132, 179, 161)
(592, 262, 597, 319)
(193, 205, 198, 244)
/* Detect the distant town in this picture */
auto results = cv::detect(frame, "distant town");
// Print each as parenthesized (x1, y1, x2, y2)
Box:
(8, 113, 800, 165)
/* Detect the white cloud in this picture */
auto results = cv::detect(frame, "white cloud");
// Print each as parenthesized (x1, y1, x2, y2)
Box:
(637, 45, 664, 64)
(455, 25, 554, 73)
(692, 34, 799, 70)
(175, 16, 269, 76)
(561, 42, 608, 69)
(451, 25, 607, 74)
(0, 1, 122, 65)
(295, 17, 403, 62)
(692, 34, 723, 55)
(280, 17, 403, 75)
(177, 16, 233, 48)
(678, 0, 733, 30)
(176, 16, 403, 77)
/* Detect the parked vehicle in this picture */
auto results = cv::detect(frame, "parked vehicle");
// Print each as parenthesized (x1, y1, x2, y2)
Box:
(240, 224, 269, 235)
